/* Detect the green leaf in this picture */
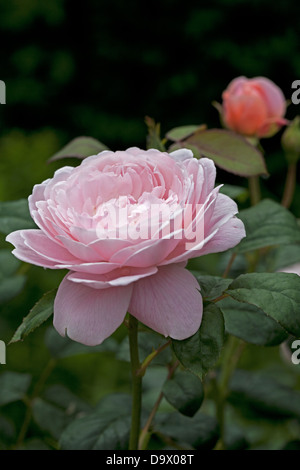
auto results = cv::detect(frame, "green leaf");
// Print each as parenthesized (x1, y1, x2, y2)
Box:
(183, 129, 268, 177)
(44, 326, 118, 358)
(225, 272, 300, 337)
(10, 290, 56, 344)
(32, 385, 91, 440)
(0, 199, 36, 235)
(267, 244, 300, 272)
(43, 385, 91, 414)
(224, 424, 249, 450)
(190, 272, 232, 301)
(172, 303, 224, 379)
(145, 116, 166, 151)
(32, 398, 71, 440)
(162, 370, 204, 417)
(220, 184, 249, 203)
(116, 330, 172, 366)
(236, 199, 300, 253)
(219, 297, 289, 346)
(0, 372, 31, 406)
(0, 416, 16, 445)
(229, 370, 300, 420)
(154, 412, 219, 449)
(47, 136, 109, 162)
(59, 394, 132, 450)
(166, 124, 206, 142)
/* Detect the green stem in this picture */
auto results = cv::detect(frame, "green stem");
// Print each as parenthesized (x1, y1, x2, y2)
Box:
(138, 360, 179, 450)
(281, 162, 297, 209)
(137, 340, 171, 377)
(214, 335, 245, 450)
(16, 358, 56, 448)
(139, 389, 163, 450)
(248, 175, 261, 206)
(222, 252, 237, 279)
(128, 314, 142, 450)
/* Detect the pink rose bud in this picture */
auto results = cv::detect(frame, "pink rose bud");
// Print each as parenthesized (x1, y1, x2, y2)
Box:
(221, 76, 287, 138)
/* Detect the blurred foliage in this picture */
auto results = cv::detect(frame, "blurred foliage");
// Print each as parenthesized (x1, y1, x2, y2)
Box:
(1, 0, 300, 450)
(0, 0, 300, 147)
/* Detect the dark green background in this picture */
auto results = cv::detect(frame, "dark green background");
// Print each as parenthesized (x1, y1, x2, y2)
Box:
(1, 0, 300, 450)
(1, 0, 300, 205)
(1, 0, 299, 143)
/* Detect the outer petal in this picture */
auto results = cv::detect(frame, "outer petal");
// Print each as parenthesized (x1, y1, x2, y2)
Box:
(204, 192, 239, 232)
(28, 168, 73, 229)
(158, 187, 227, 264)
(184, 157, 217, 204)
(57, 261, 121, 274)
(169, 192, 245, 260)
(196, 216, 246, 256)
(53, 275, 133, 346)
(169, 148, 194, 162)
(253, 77, 286, 118)
(67, 266, 158, 288)
(223, 76, 248, 95)
(129, 264, 202, 340)
(6, 229, 80, 268)
(224, 90, 268, 135)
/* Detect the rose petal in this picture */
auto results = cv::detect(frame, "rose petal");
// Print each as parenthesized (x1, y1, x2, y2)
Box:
(196, 216, 246, 256)
(110, 237, 180, 267)
(129, 264, 202, 340)
(169, 149, 194, 161)
(57, 261, 121, 274)
(57, 235, 103, 262)
(67, 266, 158, 288)
(53, 275, 133, 345)
(253, 76, 286, 118)
(6, 230, 79, 267)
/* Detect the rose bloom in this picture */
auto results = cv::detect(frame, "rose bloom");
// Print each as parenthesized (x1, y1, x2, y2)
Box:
(222, 76, 287, 138)
(7, 148, 245, 345)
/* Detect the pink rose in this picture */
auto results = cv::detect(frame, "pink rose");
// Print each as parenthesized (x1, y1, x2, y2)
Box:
(222, 76, 287, 138)
(6, 147, 245, 345)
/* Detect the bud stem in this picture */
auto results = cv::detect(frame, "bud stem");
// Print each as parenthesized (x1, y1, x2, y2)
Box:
(282, 162, 297, 209)
(248, 175, 261, 206)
